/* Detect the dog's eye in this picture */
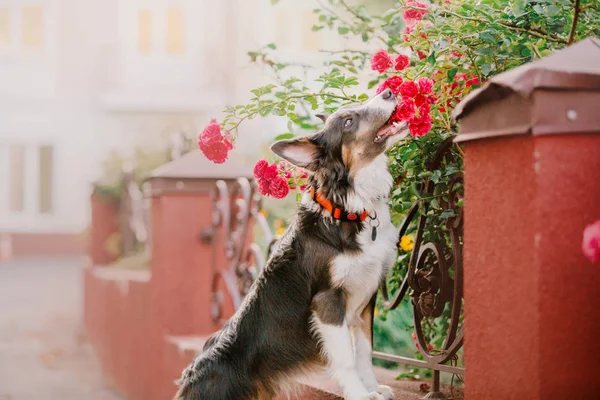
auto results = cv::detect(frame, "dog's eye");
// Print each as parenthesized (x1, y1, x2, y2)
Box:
(344, 118, 353, 128)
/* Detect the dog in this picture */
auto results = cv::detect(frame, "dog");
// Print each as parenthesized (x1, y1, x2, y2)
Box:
(176, 88, 409, 400)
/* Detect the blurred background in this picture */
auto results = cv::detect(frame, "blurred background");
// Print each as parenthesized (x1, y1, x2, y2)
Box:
(0, 0, 394, 255)
(0, 0, 393, 399)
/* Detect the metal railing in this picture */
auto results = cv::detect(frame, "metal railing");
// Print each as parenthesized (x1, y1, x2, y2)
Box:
(207, 139, 464, 399)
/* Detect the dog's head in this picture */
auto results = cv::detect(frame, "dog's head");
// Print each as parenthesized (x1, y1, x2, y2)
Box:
(270, 89, 409, 206)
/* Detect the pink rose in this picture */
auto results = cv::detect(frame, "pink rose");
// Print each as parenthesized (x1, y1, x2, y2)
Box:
(376, 76, 403, 95)
(417, 77, 434, 94)
(269, 176, 290, 199)
(395, 54, 410, 71)
(399, 80, 419, 98)
(198, 119, 233, 164)
(370, 50, 393, 73)
(582, 220, 600, 263)
(262, 163, 278, 181)
(253, 159, 269, 179)
(409, 113, 432, 137)
(403, 1, 429, 23)
(391, 99, 416, 122)
(258, 179, 271, 196)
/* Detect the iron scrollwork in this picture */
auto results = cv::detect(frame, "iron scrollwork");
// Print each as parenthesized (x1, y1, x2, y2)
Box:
(378, 137, 464, 399)
(207, 138, 464, 398)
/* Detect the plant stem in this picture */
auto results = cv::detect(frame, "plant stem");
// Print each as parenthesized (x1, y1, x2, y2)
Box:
(408, 6, 567, 44)
(227, 93, 354, 133)
(568, 0, 581, 45)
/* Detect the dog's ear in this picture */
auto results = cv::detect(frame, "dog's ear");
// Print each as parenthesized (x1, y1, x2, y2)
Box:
(315, 113, 330, 123)
(270, 137, 321, 170)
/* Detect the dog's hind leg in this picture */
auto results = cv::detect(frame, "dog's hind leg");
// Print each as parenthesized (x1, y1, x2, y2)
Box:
(312, 315, 385, 400)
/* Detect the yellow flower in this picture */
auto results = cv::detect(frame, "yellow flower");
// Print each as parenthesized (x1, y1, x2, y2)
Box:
(276, 227, 286, 236)
(274, 218, 285, 229)
(259, 209, 268, 218)
(400, 235, 414, 251)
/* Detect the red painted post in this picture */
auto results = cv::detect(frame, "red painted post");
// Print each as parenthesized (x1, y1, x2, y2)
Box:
(147, 152, 252, 335)
(454, 38, 600, 399)
(89, 191, 120, 265)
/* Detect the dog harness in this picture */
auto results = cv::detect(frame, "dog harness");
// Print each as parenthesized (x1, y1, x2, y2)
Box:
(309, 185, 369, 222)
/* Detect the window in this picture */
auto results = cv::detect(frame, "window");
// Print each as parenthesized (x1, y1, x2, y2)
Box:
(275, 9, 291, 49)
(22, 5, 43, 49)
(138, 9, 152, 54)
(0, 8, 9, 47)
(136, 6, 186, 55)
(166, 7, 184, 54)
(303, 11, 320, 51)
(8, 145, 25, 213)
(38, 145, 53, 213)
(5, 144, 54, 215)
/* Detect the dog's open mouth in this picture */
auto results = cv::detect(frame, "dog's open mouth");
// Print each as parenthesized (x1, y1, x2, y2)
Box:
(373, 106, 408, 143)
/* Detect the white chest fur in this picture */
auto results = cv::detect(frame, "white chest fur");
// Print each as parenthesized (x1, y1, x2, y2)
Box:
(330, 201, 398, 325)
(329, 154, 399, 325)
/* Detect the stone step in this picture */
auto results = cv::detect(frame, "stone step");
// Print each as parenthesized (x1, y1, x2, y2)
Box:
(166, 335, 463, 400)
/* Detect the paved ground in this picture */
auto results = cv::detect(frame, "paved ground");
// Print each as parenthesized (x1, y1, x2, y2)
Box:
(0, 257, 122, 400)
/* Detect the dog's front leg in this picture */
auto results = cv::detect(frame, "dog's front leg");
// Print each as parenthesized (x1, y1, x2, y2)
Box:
(313, 314, 385, 400)
(351, 324, 394, 400)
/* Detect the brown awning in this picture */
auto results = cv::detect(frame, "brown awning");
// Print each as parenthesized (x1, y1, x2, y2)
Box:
(453, 37, 600, 142)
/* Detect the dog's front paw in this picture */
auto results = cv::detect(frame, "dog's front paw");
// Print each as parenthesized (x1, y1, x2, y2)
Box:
(377, 385, 394, 400)
(360, 392, 385, 400)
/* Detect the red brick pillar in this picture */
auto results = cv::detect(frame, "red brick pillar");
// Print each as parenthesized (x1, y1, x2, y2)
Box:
(454, 38, 600, 400)
(147, 152, 252, 335)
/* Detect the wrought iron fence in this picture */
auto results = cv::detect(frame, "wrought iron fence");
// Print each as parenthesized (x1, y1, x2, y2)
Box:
(207, 139, 464, 399)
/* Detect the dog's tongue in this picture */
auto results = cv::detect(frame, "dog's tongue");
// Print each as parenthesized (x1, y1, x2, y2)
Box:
(374, 121, 408, 143)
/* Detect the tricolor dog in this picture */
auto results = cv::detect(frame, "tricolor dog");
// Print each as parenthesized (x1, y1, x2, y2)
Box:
(176, 88, 409, 400)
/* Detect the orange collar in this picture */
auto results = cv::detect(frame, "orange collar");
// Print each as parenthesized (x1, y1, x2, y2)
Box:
(309, 185, 369, 222)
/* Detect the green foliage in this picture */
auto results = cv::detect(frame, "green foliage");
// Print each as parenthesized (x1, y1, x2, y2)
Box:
(221, 0, 599, 369)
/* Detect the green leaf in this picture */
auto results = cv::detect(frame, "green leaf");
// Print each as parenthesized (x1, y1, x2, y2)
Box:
(426, 51, 436, 66)
(479, 31, 496, 43)
(481, 63, 492, 76)
(275, 133, 294, 141)
(511, 0, 526, 17)
(440, 209, 456, 219)
(266, 43, 276, 50)
(338, 26, 350, 35)
(306, 96, 318, 110)
(362, 33, 369, 42)
(447, 68, 458, 80)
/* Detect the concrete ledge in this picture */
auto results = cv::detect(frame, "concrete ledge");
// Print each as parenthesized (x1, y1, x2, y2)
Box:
(162, 335, 463, 400)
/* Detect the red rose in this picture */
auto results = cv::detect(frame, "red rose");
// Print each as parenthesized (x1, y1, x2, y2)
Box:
(582, 220, 600, 263)
(376, 76, 403, 95)
(417, 77, 434, 94)
(262, 163, 278, 181)
(395, 54, 410, 71)
(417, 50, 427, 60)
(403, 1, 429, 23)
(253, 159, 269, 178)
(392, 99, 416, 122)
(258, 179, 271, 196)
(399, 80, 419, 98)
(409, 113, 432, 137)
(198, 119, 233, 164)
(269, 176, 290, 199)
(370, 50, 393, 73)
(418, 102, 431, 116)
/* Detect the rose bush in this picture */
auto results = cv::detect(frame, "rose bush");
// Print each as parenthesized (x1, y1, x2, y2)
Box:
(197, 0, 599, 366)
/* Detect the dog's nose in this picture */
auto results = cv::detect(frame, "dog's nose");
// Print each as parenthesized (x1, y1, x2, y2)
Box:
(381, 88, 393, 100)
